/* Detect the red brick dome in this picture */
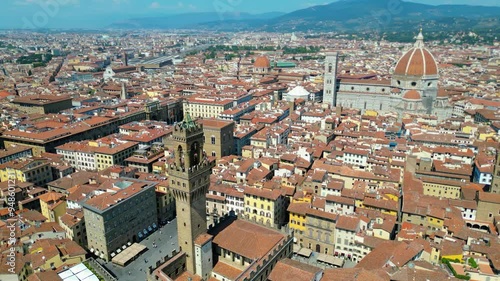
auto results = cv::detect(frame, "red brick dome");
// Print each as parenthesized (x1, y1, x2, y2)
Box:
(254, 56, 270, 68)
(394, 30, 438, 77)
(0, 90, 12, 98)
(402, 90, 421, 100)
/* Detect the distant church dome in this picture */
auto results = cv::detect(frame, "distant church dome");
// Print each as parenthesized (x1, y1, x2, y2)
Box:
(402, 89, 421, 100)
(394, 30, 438, 77)
(284, 86, 310, 102)
(254, 56, 271, 68)
(288, 86, 310, 97)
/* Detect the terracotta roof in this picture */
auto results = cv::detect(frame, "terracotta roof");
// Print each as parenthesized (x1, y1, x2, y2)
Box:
(198, 118, 234, 129)
(402, 90, 421, 100)
(194, 233, 213, 246)
(336, 215, 360, 232)
(323, 268, 388, 281)
(0, 90, 13, 98)
(212, 219, 285, 259)
(268, 258, 321, 281)
(38, 192, 65, 203)
(28, 271, 63, 281)
(254, 56, 271, 68)
(244, 187, 282, 201)
(394, 47, 438, 76)
(212, 261, 242, 280)
(356, 240, 423, 270)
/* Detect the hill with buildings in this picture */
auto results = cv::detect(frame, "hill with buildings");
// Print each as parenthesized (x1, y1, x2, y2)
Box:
(110, 0, 500, 35)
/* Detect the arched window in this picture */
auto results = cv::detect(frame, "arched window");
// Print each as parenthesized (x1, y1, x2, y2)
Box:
(328, 63, 333, 73)
(211, 136, 216, 144)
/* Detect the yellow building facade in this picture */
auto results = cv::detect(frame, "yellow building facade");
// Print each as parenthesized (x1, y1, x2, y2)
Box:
(422, 180, 461, 199)
(0, 158, 53, 186)
(287, 202, 309, 233)
(244, 187, 286, 228)
(39, 192, 67, 224)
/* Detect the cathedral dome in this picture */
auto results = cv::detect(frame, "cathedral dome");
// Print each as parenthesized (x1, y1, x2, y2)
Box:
(287, 86, 310, 98)
(402, 90, 421, 100)
(394, 30, 438, 77)
(254, 56, 271, 68)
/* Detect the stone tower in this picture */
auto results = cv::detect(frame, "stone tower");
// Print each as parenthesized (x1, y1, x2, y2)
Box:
(490, 151, 500, 194)
(168, 114, 215, 274)
(120, 82, 127, 100)
(323, 52, 339, 107)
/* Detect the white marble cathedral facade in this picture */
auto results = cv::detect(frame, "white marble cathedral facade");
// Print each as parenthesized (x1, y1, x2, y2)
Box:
(323, 30, 453, 120)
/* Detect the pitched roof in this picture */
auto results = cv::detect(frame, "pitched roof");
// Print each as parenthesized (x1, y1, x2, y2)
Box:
(268, 258, 322, 281)
(212, 220, 286, 259)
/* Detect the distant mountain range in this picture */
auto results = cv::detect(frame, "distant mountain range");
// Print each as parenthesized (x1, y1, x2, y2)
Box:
(108, 0, 500, 33)
(108, 12, 284, 30)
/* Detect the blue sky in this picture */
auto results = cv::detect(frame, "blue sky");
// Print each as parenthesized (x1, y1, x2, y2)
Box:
(1, 0, 499, 29)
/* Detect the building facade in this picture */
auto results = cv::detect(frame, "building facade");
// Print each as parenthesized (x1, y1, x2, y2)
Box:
(323, 30, 452, 120)
(198, 119, 235, 159)
(0, 157, 53, 187)
(82, 181, 157, 261)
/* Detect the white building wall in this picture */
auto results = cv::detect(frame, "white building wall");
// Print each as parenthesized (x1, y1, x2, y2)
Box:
(320, 187, 341, 197)
(343, 153, 368, 167)
(325, 201, 355, 215)
(195, 241, 213, 280)
(462, 208, 477, 221)
(478, 172, 492, 185)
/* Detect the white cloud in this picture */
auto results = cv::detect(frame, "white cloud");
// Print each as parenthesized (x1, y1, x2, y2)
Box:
(150, 1, 160, 9)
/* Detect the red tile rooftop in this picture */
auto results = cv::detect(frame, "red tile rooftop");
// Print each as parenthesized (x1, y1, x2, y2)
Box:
(197, 118, 234, 129)
(212, 219, 285, 260)
(13, 94, 72, 104)
(84, 182, 149, 211)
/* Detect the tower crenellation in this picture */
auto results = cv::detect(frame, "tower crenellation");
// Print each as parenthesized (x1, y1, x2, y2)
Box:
(168, 114, 214, 275)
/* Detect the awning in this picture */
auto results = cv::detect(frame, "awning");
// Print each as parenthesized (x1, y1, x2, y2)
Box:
(127, 242, 132, 246)
(317, 253, 344, 267)
(110, 252, 116, 258)
(112, 243, 148, 267)
(297, 248, 312, 258)
(122, 245, 127, 250)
